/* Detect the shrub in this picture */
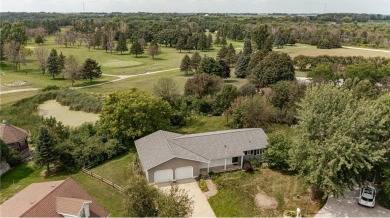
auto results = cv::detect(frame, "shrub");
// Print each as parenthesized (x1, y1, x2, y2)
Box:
(242, 162, 253, 172)
(249, 158, 261, 169)
(209, 171, 220, 180)
(378, 179, 390, 209)
(198, 178, 209, 192)
(42, 85, 61, 92)
(7, 149, 22, 166)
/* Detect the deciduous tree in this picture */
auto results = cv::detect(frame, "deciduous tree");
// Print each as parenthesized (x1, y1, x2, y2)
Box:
(184, 73, 223, 97)
(153, 77, 178, 102)
(63, 55, 81, 86)
(148, 40, 160, 59)
(190, 52, 202, 71)
(180, 54, 191, 75)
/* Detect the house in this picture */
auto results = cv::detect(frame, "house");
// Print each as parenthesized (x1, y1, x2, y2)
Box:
(0, 177, 110, 217)
(135, 128, 268, 184)
(0, 120, 30, 159)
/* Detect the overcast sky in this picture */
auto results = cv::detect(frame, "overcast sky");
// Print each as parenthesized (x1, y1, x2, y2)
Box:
(1, 0, 390, 14)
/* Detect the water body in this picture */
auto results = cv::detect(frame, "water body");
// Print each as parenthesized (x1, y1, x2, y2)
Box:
(38, 100, 100, 127)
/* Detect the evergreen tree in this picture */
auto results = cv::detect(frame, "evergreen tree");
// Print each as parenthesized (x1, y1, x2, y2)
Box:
(226, 43, 237, 65)
(243, 38, 252, 55)
(197, 56, 224, 77)
(214, 36, 221, 46)
(130, 40, 144, 57)
(35, 126, 55, 172)
(81, 58, 102, 82)
(101, 34, 108, 52)
(58, 52, 66, 73)
(207, 34, 213, 49)
(180, 54, 191, 75)
(221, 36, 227, 46)
(176, 37, 185, 53)
(190, 52, 202, 71)
(116, 33, 128, 54)
(274, 33, 284, 49)
(197, 33, 207, 51)
(217, 45, 228, 60)
(234, 55, 250, 78)
(47, 49, 60, 79)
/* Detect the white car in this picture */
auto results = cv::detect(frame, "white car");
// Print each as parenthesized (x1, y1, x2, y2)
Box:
(358, 186, 376, 208)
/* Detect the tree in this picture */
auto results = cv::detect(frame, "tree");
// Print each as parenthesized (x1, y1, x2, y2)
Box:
(221, 36, 227, 46)
(251, 25, 270, 50)
(124, 174, 159, 217)
(176, 37, 185, 53)
(81, 58, 102, 82)
(342, 78, 378, 99)
(226, 43, 237, 65)
(157, 184, 194, 217)
(190, 52, 202, 71)
(0, 139, 10, 162)
(289, 85, 390, 197)
(207, 34, 213, 48)
(116, 33, 128, 54)
(243, 38, 252, 55)
(153, 77, 179, 102)
(180, 54, 191, 75)
(214, 84, 239, 115)
(63, 55, 81, 86)
(249, 52, 295, 88)
(197, 56, 224, 77)
(148, 41, 160, 59)
(308, 64, 336, 83)
(99, 88, 172, 143)
(35, 47, 49, 74)
(35, 126, 56, 172)
(197, 33, 207, 51)
(218, 59, 231, 78)
(214, 35, 221, 46)
(263, 131, 292, 170)
(346, 63, 381, 83)
(273, 33, 284, 49)
(234, 55, 250, 78)
(47, 49, 60, 79)
(58, 52, 66, 72)
(130, 40, 144, 57)
(247, 50, 269, 72)
(34, 35, 44, 44)
(239, 83, 257, 96)
(184, 73, 223, 97)
(217, 45, 228, 60)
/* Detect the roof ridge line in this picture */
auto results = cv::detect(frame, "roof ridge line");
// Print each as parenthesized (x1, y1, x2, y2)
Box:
(173, 128, 260, 139)
(167, 139, 210, 162)
(20, 178, 69, 217)
(160, 131, 175, 156)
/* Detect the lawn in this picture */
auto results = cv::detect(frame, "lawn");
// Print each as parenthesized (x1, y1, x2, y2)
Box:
(208, 169, 325, 217)
(0, 91, 39, 105)
(0, 162, 127, 216)
(177, 116, 231, 134)
(90, 152, 135, 187)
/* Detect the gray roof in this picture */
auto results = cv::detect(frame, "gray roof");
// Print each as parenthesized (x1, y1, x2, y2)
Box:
(135, 128, 268, 170)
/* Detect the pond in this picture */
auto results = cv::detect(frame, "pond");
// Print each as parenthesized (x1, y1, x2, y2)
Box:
(38, 100, 100, 127)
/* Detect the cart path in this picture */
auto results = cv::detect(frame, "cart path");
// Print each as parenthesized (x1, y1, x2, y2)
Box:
(0, 68, 179, 95)
(343, 46, 390, 53)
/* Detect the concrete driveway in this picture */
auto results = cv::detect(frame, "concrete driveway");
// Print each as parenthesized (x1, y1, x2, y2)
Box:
(157, 178, 216, 217)
(315, 188, 390, 217)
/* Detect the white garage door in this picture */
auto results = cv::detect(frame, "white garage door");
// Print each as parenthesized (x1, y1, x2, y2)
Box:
(175, 166, 193, 180)
(154, 169, 173, 183)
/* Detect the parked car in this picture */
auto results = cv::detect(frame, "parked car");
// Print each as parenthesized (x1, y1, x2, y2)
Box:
(358, 186, 376, 208)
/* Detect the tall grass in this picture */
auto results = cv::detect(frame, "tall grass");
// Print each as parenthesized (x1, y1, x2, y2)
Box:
(55, 89, 103, 113)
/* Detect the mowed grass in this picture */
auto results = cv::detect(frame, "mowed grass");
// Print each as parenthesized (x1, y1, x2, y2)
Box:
(0, 91, 39, 105)
(279, 43, 390, 58)
(177, 116, 230, 134)
(90, 152, 135, 187)
(209, 169, 324, 217)
(0, 162, 126, 216)
(80, 70, 249, 95)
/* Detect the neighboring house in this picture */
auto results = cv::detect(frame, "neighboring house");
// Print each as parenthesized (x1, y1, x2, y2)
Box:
(0, 177, 110, 217)
(135, 128, 268, 184)
(0, 120, 30, 159)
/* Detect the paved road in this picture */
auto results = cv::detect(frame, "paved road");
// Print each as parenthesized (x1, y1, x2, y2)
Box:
(0, 68, 179, 95)
(315, 188, 390, 217)
(158, 178, 216, 217)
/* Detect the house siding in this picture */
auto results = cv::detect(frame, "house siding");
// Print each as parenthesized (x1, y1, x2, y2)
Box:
(147, 158, 201, 183)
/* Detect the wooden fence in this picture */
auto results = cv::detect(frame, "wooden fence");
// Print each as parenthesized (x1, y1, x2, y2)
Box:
(81, 168, 125, 193)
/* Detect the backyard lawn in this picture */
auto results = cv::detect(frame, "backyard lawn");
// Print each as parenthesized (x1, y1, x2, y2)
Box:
(0, 162, 127, 216)
(208, 169, 325, 217)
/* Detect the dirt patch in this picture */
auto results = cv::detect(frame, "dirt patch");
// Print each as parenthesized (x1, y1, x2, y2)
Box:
(255, 192, 278, 209)
(3, 81, 31, 87)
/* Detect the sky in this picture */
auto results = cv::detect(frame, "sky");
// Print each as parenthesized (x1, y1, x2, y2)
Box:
(1, 0, 390, 14)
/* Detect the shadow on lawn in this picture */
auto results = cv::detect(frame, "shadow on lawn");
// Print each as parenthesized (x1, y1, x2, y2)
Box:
(0, 163, 36, 189)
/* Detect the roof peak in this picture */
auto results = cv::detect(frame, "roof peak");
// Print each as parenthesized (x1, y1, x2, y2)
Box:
(173, 128, 263, 139)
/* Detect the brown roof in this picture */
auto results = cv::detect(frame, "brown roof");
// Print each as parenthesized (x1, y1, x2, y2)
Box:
(0, 178, 110, 217)
(56, 197, 91, 216)
(0, 120, 28, 144)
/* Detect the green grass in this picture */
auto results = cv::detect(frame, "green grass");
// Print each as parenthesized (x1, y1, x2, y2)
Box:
(0, 162, 126, 216)
(177, 116, 230, 134)
(209, 169, 324, 217)
(0, 91, 39, 105)
(90, 152, 135, 187)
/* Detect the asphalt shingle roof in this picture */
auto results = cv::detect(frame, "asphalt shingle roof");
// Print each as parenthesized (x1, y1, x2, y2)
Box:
(0, 121, 28, 144)
(135, 128, 268, 171)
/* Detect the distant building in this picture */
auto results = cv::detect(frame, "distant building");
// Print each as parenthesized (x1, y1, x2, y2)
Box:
(0, 120, 30, 159)
(0, 177, 110, 217)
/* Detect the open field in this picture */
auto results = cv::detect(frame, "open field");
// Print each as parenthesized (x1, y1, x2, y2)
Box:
(279, 43, 390, 58)
(0, 91, 38, 105)
(209, 169, 324, 217)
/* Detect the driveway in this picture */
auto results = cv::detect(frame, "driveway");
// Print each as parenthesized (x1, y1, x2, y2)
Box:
(157, 178, 216, 217)
(315, 188, 390, 217)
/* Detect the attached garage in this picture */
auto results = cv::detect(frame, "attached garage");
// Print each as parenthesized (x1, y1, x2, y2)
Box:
(154, 169, 173, 183)
(175, 166, 193, 180)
